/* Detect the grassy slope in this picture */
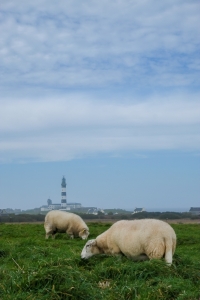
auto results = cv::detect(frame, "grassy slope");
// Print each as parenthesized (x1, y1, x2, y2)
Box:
(0, 222, 199, 300)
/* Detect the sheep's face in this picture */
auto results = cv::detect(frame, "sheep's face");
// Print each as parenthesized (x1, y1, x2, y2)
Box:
(79, 229, 89, 240)
(81, 239, 100, 259)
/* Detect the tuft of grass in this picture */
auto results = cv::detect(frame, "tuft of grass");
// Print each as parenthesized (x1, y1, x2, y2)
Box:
(0, 223, 199, 299)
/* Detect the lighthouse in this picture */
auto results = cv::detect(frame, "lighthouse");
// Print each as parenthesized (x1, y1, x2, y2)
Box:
(61, 176, 67, 208)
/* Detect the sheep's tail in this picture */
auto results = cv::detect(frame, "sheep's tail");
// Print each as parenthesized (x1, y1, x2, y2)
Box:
(164, 237, 176, 265)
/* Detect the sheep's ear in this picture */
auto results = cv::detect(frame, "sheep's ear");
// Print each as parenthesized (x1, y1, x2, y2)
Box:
(89, 239, 97, 246)
(81, 229, 89, 234)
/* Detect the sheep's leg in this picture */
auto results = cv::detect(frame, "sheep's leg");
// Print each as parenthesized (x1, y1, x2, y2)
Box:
(45, 228, 56, 239)
(44, 223, 54, 239)
(165, 250, 172, 265)
(146, 240, 165, 261)
(52, 233, 56, 239)
(164, 241, 174, 265)
(147, 239, 174, 265)
(66, 229, 74, 239)
(45, 229, 53, 239)
(45, 233, 51, 239)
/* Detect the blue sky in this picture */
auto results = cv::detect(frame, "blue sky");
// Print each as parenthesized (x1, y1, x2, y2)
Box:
(0, 0, 199, 211)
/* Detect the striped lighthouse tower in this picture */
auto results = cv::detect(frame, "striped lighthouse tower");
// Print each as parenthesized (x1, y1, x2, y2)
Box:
(61, 176, 67, 208)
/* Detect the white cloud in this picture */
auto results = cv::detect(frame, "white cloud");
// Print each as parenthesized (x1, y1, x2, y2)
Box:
(0, 93, 199, 163)
(0, 0, 199, 163)
(0, 0, 199, 89)
(1, 94, 200, 132)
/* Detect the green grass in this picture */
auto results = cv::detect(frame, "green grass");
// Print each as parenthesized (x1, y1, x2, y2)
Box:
(0, 222, 200, 299)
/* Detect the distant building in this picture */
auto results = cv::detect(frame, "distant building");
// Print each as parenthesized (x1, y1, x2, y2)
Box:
(189, 207, 200, 215)
(41, 176, 82, 212)
(67, 203, 82, 209)
(86, 208, 104, 215)
(132, 207, 145, 214)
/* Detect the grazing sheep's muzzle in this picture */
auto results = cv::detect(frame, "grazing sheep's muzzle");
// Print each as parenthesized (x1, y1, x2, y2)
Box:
(79, 229, 89, 240)
(81, 249, 87, 259)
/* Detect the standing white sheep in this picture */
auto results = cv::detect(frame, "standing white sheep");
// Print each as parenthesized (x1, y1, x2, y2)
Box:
(81, 219, 176, 265)
(44, 210, 89, 240)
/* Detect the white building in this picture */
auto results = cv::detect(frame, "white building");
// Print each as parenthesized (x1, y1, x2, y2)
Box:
(132, 207, 145, 214)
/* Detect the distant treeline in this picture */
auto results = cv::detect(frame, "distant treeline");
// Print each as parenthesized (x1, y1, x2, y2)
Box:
(0, 211, 199, 223)
(0, 214, 45, 223)
(80, 211, 199, 220)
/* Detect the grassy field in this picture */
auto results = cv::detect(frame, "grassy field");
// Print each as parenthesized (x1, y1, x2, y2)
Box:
(0, 222, 199, 300)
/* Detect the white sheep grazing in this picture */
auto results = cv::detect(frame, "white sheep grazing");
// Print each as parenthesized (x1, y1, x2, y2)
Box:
(44, 210, 89, 240)
(81, 219, 176, 265)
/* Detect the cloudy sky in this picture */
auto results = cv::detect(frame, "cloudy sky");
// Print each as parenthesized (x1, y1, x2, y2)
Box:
(0, 0, 199, 211)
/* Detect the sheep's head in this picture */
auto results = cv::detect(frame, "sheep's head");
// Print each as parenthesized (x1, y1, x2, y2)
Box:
(81, 239, 101, 259)
(79, 228, 89, 240)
